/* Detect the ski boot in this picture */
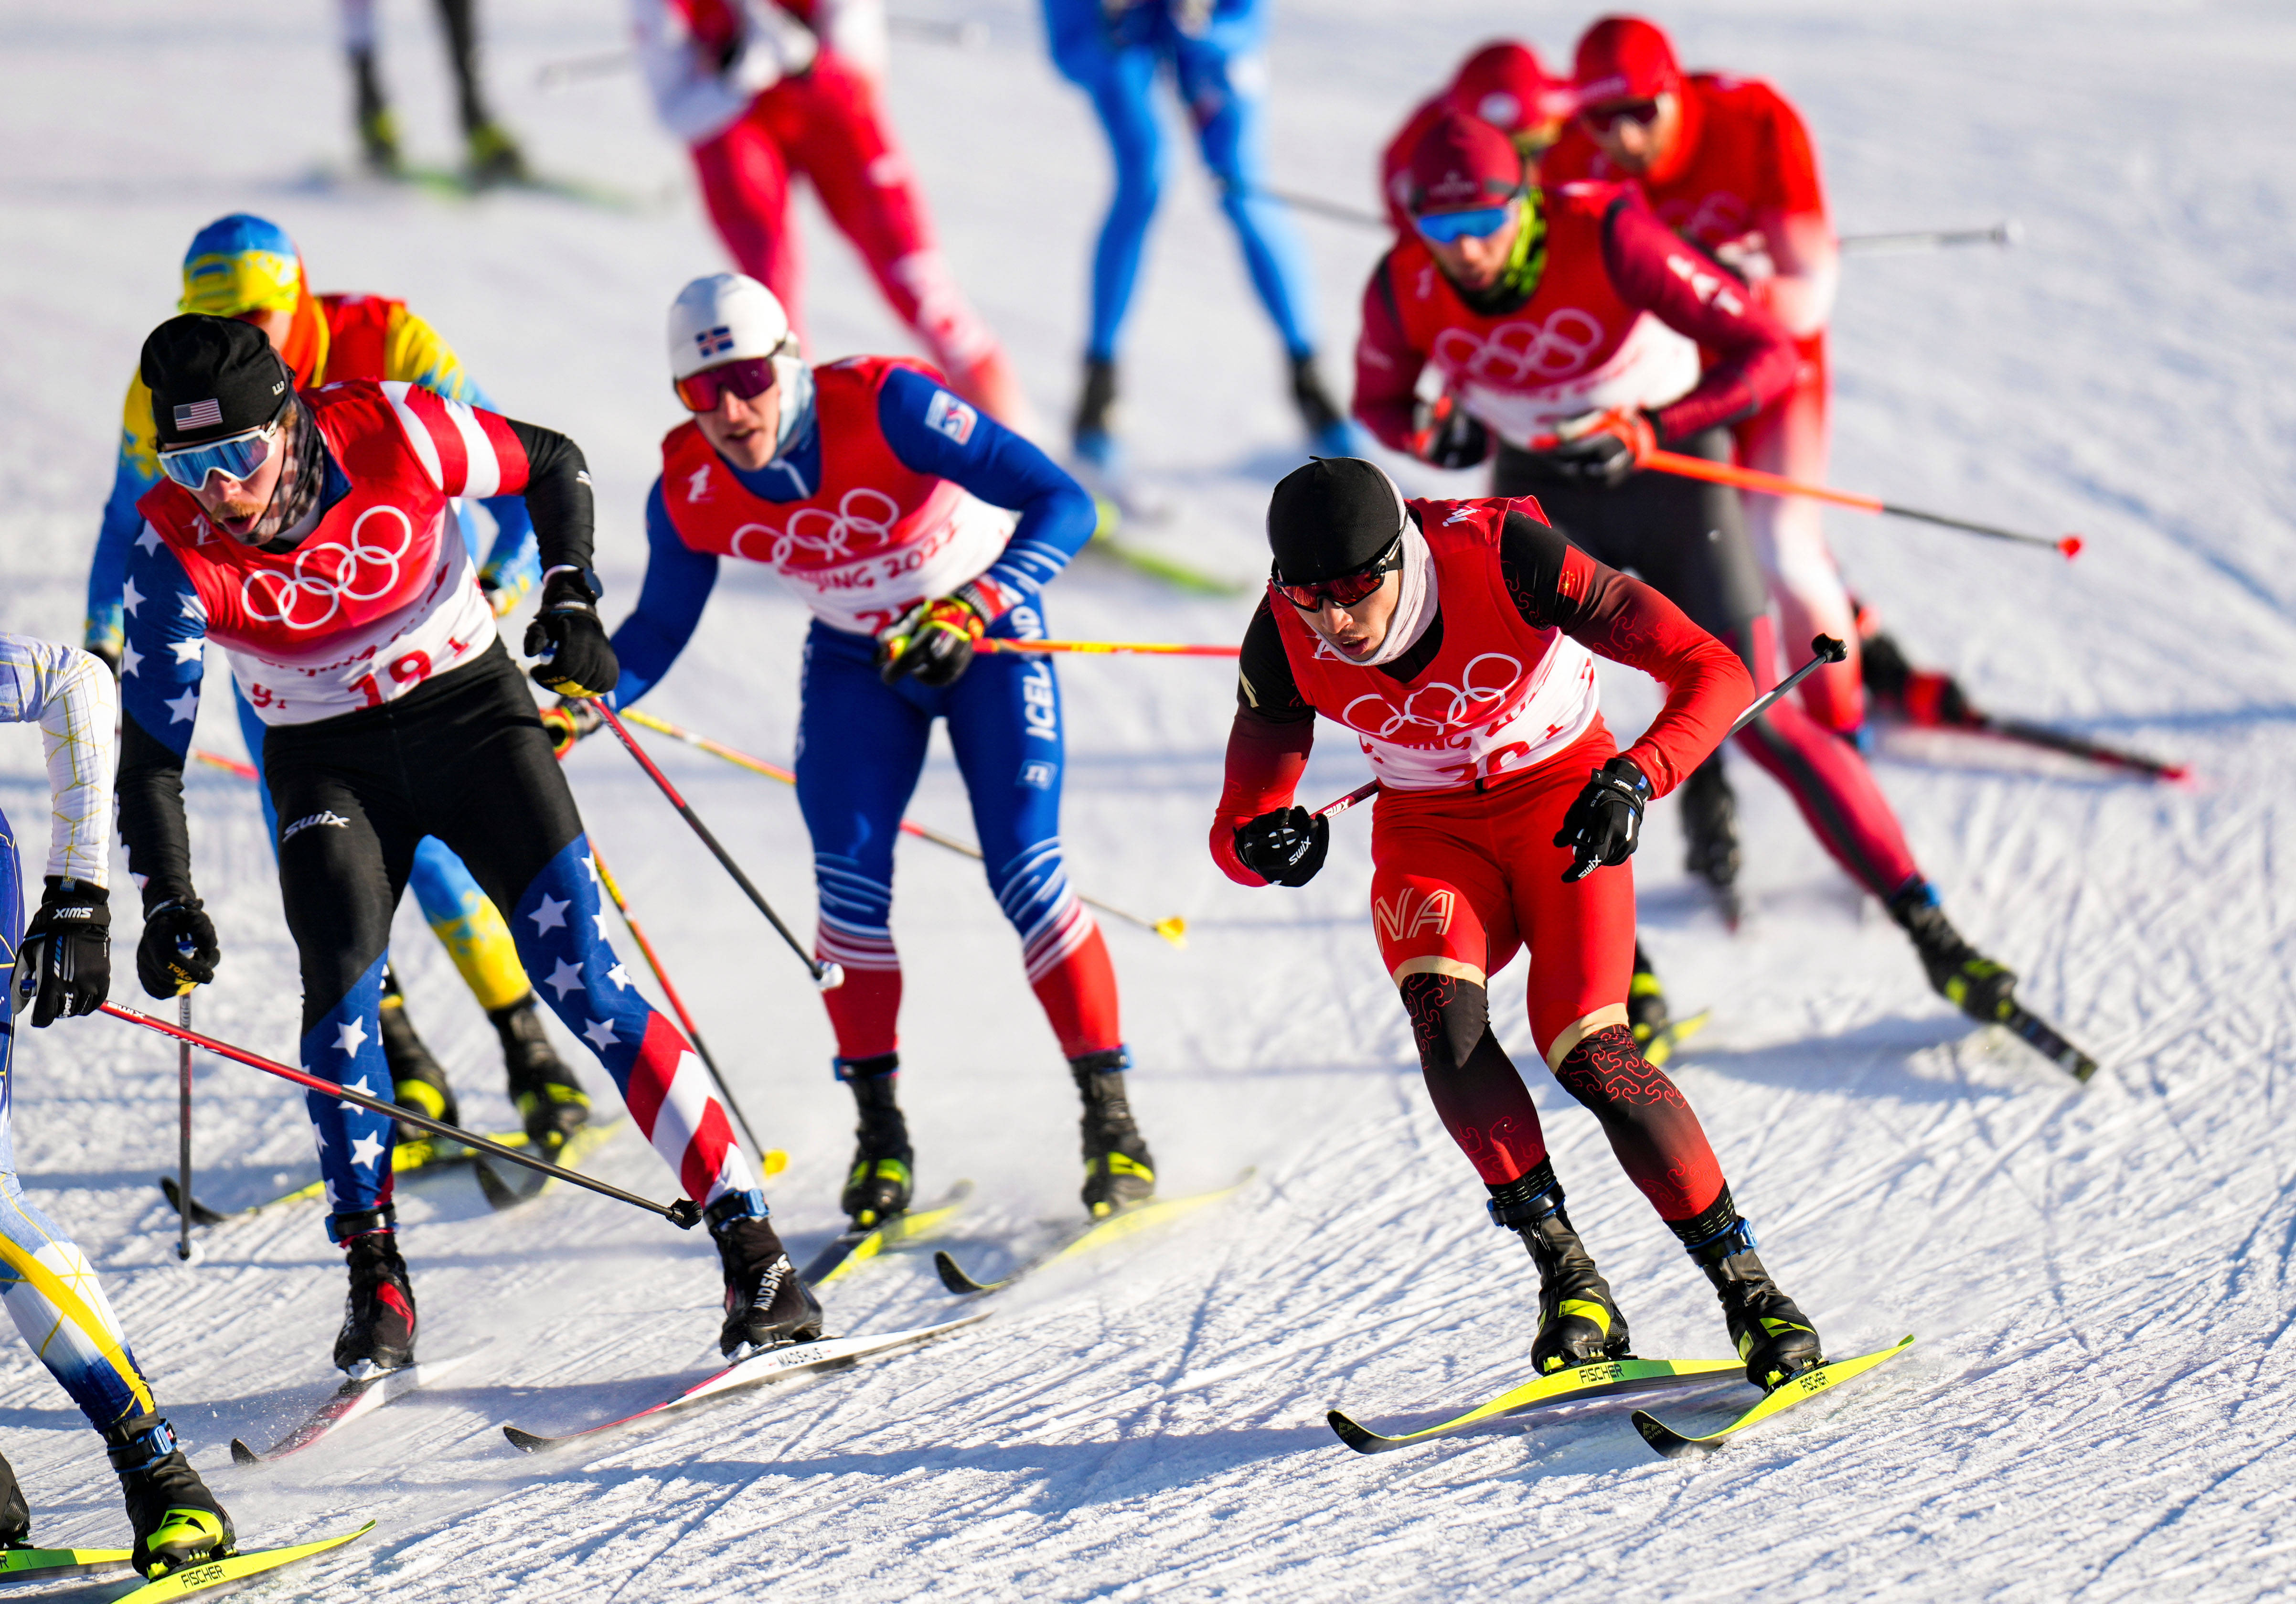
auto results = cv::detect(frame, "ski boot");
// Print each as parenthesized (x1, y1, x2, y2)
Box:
(1290, 353, 1365, 457)
(1072, 355, 1121, 477)
(331, 1211, 416, 1375)
(1627, 943, 1673, 1065)
(494, 995, 590, 1156)
(465, 121, 529, 187)
(108, 1416, 232, 1579)
(350, 49, 400, 175)
(1679, 754, 1743, 924)
(706, 1192, 822, 1357)
(836, 1053, 914, 1230)
(1680, 1206, 1823, 1390)
(1074, 1048, 1155, 1217)
(380, 967, 457, 1147)
(0, 1447, 27, 1547)
(1487, 1165, 1630, 1373)
(1889, 879, 2018, 1024)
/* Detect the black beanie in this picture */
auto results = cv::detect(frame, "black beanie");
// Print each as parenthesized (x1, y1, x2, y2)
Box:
(1266, 457, 1409, 584)
(141, 314, 293, 450)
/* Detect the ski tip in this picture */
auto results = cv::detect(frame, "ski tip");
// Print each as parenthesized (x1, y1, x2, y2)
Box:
(1324, 1410, 1395, 1455)
(931, 1250, 989, 1295)
(227, 1438, 261, 1467)
(1629, 1409, 1711, 1461)
(501, 1424, 555, 1454)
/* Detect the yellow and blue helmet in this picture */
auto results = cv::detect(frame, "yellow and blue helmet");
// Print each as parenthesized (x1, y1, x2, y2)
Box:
(178, 214, 304, 318)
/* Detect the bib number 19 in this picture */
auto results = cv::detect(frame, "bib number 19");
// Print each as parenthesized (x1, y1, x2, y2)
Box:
(352, 649, 434, 708)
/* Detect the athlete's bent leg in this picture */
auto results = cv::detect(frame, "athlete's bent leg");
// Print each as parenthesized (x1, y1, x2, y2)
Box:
(1738, 350, 1862, 731)
(1173, 36, 1317, 358)
(689, 106, 805, 348)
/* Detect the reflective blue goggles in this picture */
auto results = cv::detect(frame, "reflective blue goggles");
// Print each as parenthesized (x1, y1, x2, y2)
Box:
(1414, 201, 1519, 245)
(157, 418, 284, 491)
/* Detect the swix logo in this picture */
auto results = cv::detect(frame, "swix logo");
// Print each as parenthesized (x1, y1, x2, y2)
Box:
(240, 505, 415, 631)
(729, 487, 904, 570)
(1340, 652, 1525, 746)
(281, 808, 352, 843)
(685, 462, 713, 503)
(1375, 888, 1457, 942)
(1432, 310, 1605, 385)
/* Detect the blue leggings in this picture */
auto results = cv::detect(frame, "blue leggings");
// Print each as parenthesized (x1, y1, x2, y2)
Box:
(0, 807, 156, 1432)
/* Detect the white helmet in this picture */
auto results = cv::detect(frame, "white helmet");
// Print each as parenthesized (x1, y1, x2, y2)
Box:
(666, 272, 793, 381)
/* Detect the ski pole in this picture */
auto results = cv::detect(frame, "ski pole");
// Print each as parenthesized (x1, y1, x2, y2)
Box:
(619, 709, 1188, 947)
(175, 990, 194, 1262)
(1838, 221, 2018, 255)
(974, 640, 1241, 659)
(191, 749, 258, 780)
(1315, 781, 1380, 819)
(590, 702, 844, 991)
(100, 1004, 705, 1228)
(536, 16, 983, 86)
(589, 843, 769, 1154)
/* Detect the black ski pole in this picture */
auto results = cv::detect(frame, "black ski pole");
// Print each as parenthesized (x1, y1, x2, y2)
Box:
(1838, 221, 2018, 255)
(1726, 635, 1848, 738)
(101, 1004, 704, 1229)
(175, 990, 194, 1262)
(591, 701, 845, 992)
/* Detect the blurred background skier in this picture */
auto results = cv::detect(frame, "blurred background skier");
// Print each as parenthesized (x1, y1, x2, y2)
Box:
(340, 0, 529, 183)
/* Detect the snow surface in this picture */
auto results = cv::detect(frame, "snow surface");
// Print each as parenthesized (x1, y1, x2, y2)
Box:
(1, 0, 2294, 1597)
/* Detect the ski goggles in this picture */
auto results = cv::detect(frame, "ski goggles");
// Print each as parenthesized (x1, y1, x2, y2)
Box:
(673, 356, 777, 413)
(1580, 97, 1664, 134)
(1271, 534, 1404, 611)
(157, 417, 285, 491)
(1413, 199, 1521, 245)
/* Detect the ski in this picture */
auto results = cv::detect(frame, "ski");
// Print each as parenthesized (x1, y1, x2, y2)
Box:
(1640, 1009, 1712, 1070)
(1999, 1004, 2100, 1082)
(468, 1119, 626, 1211)
(1081, 496, 1245, 597)
(107, 1521, 374, 1602)
(303, 161, 660, 214)
(500, 1313, 988, 1453)
(229, 1351, 480, 1465)
(1631, 1334, 1916, 1459)
(1972, 715, 2189, 783)
(1327, 1356, 1747, 1455)
(800, 1181, 975, 1288)
(0, 1542, 130, 1578)
(933, 1170, 1256, 1296)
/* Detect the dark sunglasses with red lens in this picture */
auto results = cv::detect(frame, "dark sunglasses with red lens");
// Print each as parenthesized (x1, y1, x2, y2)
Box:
(674, 356, 778, 413)
(1582, 97, 1663, 133)
(1271, 535, 1404, 610)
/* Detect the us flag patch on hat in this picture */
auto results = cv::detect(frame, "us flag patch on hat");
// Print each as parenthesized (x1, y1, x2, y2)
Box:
(173, 398, 223, 429)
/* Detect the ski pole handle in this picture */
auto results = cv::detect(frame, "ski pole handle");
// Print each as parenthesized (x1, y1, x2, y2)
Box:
(1726, 636, 1848, 739)
(100, 1004, 705, 1229)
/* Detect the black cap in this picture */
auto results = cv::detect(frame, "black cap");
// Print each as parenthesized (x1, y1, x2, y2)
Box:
(1266, 458, 1409, 584)
(141, 314, 292, 450)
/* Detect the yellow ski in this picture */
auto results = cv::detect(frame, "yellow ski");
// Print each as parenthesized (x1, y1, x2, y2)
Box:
(1633, 1335, 1916, 1458)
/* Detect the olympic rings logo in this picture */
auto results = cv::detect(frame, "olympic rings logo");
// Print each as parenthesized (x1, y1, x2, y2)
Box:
(1340, 652, 1525, 744)
(240, 505, 415, 631)
(1432, 310, 1605, 384)
(728, 488, 904, 569)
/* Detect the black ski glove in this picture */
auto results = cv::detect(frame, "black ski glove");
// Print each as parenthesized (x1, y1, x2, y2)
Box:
(1553, 756, 1652, 882)
(1234, 806, 1330, 888)
(875, 592, 987, 689)
(136, 896, 219, 999)
(524, 568, 619, 699)
(18, 878, 109, 1026)
(1411, 395, 1492, 471)
(1547, 409, 1660, 489)
(539, 697, 604, 760)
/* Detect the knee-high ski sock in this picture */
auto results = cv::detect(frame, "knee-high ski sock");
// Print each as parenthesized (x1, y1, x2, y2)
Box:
(1400, 973, 1549, 1185)
(1551, 1024, 1724, 1219)
(822, 960, 902, 1061)
(1029, 923, 1122, 1059)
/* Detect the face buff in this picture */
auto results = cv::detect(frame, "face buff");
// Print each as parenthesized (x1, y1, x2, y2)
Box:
(245, 399, 329, 550)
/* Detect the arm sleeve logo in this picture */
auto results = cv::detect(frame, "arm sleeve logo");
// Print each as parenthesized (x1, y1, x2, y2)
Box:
(924, 389, 977, 446)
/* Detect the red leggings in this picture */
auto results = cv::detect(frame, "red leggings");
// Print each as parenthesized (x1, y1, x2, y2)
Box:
(1371, 725, 1725, 1221)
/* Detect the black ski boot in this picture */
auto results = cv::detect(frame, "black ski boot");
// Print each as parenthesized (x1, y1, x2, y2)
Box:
(1073, 355, 1120, 472)
(1627, 943, 1671, 1061)
(706, 1193, 822, 1357)
(350, 49, 400, 174)
(836, 1053, 914, 1229)
(493, 995, 590, 1155)
(1291, 354, 1349, 443)
(380, 966, 457, 1147)
(107, 1415, 233, 1579)
(1488, 1165, 1630, 1373)
(0, 1448, 27, 1547)
(1679, 754, 1742, 921)
(1888, 880, 2018, 1024)
(1073, 1048, 1155, 1217)
(331, 1212, 416, 1375)
(1678, 1199, 1822, 1390)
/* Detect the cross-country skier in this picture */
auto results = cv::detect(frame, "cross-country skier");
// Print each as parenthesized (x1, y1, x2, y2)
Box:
(1044, 0, 1359, 482)
(114, 314, 813, 1369)
(631, 0, 1031, 427)
(340, 0, 527, 182)
(1210, 457, 1824, 1386)
(1378, 40, 1577, 235)
(84, 214, 588, 1163)
(1352, 110, 2023, 1032)
(0, 631, 235, 1578)
(564, 272, 1150, 1230)
(1544, 16, 1859, 908)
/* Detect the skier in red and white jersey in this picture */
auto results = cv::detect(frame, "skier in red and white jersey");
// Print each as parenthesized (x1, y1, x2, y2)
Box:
(1354, 110, 2025, 1034)
(1377, 40, 1577, 235)
(1545, 16, 1858, 752)
(630, 0, 1031, 427)
(114, 315, 815, 1374)
(1210, 456, 1824, 1387)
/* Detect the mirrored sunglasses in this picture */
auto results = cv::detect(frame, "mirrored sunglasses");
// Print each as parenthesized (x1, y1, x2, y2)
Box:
(1582, 98, 1663, 133)
(1271, 535, 1404, 611)
(157, 419, 284, 492)
(1414, 202, 1519, 245)
(674, 356, 778, 413)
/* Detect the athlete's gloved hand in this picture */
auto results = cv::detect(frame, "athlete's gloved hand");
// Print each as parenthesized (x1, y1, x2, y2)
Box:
(480, 549, 539, 619)
(539, 697, 604, 760)
(1548, 408, 1658, 488)
(524, 568, 619, 699)
(1553, 756, 1652, 882)
(135, 897, 219, 999)
(1233, 806, 1329, 888)
(1411, 393, 1492, 471)
(875, 593, 987, 689)
(723, 0, 818, 91)
(17, 878, 109, 1026)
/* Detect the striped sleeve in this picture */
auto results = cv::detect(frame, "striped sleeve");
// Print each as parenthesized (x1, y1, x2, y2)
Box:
(0, 634, 119, 886)
(380, 380, 533, 500)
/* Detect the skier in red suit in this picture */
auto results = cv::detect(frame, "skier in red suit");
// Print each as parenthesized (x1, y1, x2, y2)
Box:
(1377, 40, 1577, 235)
(1209, 455, 1824, 1389)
